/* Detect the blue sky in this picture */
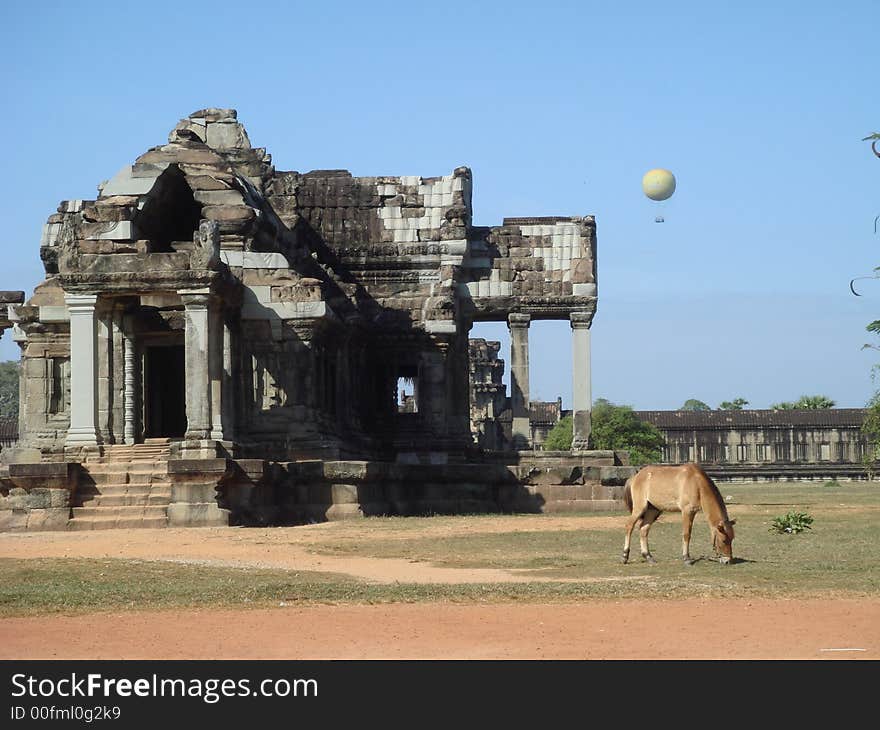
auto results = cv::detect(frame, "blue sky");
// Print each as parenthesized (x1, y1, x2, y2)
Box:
(1, 0, 877, 409)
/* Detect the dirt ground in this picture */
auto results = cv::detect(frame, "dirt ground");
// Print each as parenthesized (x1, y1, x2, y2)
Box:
(1, 523, 878, 660)
(2, 600, 878, 660)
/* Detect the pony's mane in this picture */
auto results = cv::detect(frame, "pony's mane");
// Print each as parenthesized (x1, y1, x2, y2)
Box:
(697, 467, 731, 521)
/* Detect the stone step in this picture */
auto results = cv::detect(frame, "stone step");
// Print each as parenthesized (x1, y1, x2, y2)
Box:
(81, 472, 170, 486)
(67, 516, 168, 531)
(84, 454, 171, 466)
(84, 461, 168, 474)
(93, 444, 171, 455)
(79, 482, 170, 494)
(76, 493, 171, 507)
(71, 505, 169, 520)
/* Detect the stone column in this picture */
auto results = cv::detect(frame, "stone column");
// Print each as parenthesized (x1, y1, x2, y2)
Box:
(95, 301, 114, 444)
(209, 307, 225, 441)
(111, 305, 126, 444)
(507, 312, 531, 448)
(64, 293, 99, 446)
(220, 317, 235, 442)
(570, 312, 592, 451)
(123, 321, 136, 445)
(180, 289, 213, 441)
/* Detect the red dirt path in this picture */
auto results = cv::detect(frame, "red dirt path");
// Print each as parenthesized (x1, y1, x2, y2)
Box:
(2, 599, 878, 660)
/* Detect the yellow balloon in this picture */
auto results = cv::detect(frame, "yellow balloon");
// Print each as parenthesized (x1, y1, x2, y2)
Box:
(642, 168, 676, 201)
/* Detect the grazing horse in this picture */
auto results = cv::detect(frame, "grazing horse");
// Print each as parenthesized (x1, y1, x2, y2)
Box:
(622, 463, 736, 566)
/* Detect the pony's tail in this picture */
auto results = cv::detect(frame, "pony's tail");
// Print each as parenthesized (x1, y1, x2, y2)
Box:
(624, 478, 633, 513)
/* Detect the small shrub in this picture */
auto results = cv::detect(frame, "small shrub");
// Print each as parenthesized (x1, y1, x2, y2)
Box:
(769, 511, 814, 534)
(543, 415, 573, 451)
(823, 479, 841, 488)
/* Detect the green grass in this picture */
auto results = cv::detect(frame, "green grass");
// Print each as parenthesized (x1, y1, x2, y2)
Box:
(0, 481, 877, 615)
(305, 481, 880, 595)
(0, 558, 725, 616)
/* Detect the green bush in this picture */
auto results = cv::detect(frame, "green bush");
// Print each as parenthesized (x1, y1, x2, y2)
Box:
(543, 415, 573, 451)
(823, 479, 841, 488)
(0, 360, 19, 419)
(591, 399, 664, 465)
(769, 511, 814, 534)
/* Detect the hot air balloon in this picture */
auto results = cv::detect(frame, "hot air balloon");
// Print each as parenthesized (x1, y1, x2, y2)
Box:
(642, 168, 676, 222)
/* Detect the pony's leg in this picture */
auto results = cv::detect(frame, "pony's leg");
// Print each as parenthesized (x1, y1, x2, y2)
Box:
(639, 506, 661, 563)
(622, 514, 644, 564)
(681, 509, 697, 565)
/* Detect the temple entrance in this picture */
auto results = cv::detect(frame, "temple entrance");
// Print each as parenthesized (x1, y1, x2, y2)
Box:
(143, 344, 186, 438)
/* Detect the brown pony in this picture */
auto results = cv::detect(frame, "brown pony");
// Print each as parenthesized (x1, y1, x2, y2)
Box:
(622, 463, 736, 565)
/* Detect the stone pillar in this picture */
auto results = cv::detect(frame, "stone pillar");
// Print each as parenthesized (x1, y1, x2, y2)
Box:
(180, 289, 213, 441)
(111, 305, 126, 444)
(209, 307, 225, 441)
(507, 313, 531, 448)
(220, 317, 235, 442)
(123, 321, 136, 445)
(570, 312, 592, 451)
(95, 301, 114, 444)
(64, 293, 99, 446)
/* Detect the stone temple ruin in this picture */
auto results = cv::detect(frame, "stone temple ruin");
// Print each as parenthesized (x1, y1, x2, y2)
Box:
(0, 109, 634, 531)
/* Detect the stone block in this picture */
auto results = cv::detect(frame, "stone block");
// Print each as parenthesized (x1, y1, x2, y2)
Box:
(39, 305, 69, 323)
(26, 508, 71, 531)
(573, 283, 597, 296)
(167, 503, 230, 527)
(170, 482, 220, 503)
(324, 503, 364, 520)
(0, 510, 28, 531)
(193, 190, 245, 206)
(99, 166, 159, 197)
(330, 484, 359, 504)
(206, 121, 251, 150)
(40, 222, 62, 247)
(203, 205, 256, 224)
(81, 220, 137, 241)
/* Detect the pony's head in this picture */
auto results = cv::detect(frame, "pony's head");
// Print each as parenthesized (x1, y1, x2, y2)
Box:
(711, 519, 736, 564)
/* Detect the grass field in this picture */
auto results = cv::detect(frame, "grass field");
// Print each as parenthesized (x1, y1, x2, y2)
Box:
(0, 480, 877, 615)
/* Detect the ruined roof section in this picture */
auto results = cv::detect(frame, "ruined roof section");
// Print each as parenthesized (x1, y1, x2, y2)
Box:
(32, 108, 598, 330)
(265, 167, 472, 259)
(460, 216, 597, 321)
(634, 409, 868, 429)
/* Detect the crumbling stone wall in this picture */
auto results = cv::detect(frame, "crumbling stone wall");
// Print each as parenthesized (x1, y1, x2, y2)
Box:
(468, 338, 510, 450)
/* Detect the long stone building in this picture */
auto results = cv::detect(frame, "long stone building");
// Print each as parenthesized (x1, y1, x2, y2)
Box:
(0, 108, 632, 531)
(634, 409, 870, 480)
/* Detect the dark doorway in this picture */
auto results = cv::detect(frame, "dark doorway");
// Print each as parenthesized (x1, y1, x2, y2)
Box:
(144, 345, 186, 438)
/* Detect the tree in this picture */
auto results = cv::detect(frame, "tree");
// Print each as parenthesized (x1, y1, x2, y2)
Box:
(0, 360, 19, 419)
(680, 399, 710, 411)
(719, 398, 749, 410)
(770, 395, 835, 410)
(861, 390, 880, 480)
(861, 132, 880, 478)
(543, 415, 573, 451)
(590, 399, 665, 465)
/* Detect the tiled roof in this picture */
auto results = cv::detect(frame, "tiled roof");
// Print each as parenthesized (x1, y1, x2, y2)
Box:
(529, 401, 561, 424)
(633, 409, 867, 429)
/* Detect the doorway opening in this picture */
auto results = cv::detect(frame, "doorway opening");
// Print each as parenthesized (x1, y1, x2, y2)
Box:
(144, 344, 187, 438)
(396, 365, 419, 414)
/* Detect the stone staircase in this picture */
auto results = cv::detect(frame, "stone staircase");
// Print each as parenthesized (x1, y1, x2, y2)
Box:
(70, 440, 173, 530)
